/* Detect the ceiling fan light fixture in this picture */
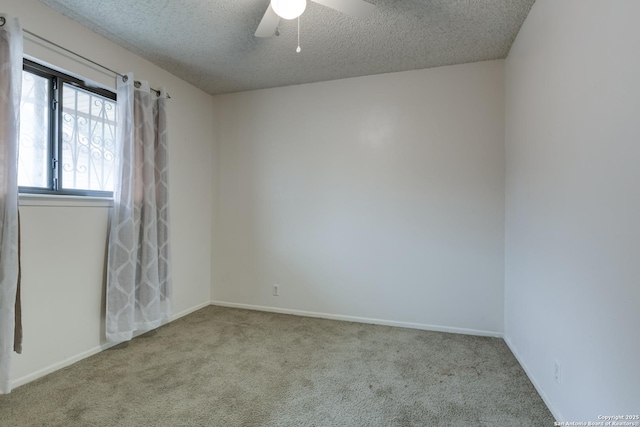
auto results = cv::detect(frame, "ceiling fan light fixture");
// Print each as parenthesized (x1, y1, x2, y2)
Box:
(271, 0, 307, 20)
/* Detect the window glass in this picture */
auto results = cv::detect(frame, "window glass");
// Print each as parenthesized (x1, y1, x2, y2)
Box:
(61, 83, 116, 192)
(19, 71, 49, 188)
(18, 59, 116, 197)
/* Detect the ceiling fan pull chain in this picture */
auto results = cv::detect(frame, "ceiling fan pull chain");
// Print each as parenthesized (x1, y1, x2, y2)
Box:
(296, 16, 301, 53)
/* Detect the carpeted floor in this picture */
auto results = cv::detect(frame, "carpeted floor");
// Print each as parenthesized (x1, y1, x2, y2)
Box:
(0, 306, 554, 426)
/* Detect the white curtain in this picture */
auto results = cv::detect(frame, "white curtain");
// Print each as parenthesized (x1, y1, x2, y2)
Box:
(0, 14, 22, 394)
(106, 73, 172, 343)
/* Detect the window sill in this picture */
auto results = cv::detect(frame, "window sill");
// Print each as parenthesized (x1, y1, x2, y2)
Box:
(19, 193, 113, 208)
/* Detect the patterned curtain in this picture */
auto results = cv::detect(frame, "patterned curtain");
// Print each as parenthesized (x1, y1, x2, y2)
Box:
(0, 14, 22, 394)
(106, 73, 172, 343)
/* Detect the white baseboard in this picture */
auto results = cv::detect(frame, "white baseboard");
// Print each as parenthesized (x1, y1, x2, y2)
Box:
(172, 301, 211, 320)
(11, 299, 500, 390)
(11, 300, 211, 390)
(12, 342, 117, 389)
(503, 336, 562, 423)
(210, 300, 503, 338)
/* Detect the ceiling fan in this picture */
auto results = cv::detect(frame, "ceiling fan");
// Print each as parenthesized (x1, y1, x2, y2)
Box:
(255, 0, 376, 38)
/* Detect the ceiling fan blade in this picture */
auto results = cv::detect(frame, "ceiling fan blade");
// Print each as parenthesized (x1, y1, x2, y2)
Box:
(311, 0, 375, 19)
(255, 4, 280, 38)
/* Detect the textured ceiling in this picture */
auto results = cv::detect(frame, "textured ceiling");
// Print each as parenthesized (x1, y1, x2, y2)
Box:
(38, 0, 536, 95)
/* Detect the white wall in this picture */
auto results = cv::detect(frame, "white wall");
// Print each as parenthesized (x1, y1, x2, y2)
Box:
(212, 60, 505, 335)
(1, 0, 214, 387)
(504, 0, 640, 422)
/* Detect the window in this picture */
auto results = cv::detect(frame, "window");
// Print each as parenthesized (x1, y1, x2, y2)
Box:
(19, 59, 117, 196)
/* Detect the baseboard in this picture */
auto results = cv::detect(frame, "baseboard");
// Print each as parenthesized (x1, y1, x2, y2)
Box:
(172, 301, 211, 321)
(12, 342, 117, 389)
(210, 300, 503, 338)
(11, 299, 500, 390)
(503, 336, 563, 423)
(12, 300, 211, 390)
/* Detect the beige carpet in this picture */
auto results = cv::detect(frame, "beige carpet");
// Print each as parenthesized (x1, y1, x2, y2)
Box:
(0, 306, 553, 426)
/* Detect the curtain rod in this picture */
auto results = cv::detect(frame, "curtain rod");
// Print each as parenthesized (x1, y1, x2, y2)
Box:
(23, 28, 170, 99)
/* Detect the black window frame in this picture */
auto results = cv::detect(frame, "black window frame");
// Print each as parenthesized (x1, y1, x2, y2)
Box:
(20, 58, 117, 198)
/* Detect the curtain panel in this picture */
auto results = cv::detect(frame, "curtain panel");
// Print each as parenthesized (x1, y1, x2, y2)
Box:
(106, 74, 172, 343)
(0, 14, 22, 394)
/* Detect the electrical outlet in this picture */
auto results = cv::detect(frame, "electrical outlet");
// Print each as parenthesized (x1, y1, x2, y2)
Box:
(273, 284, 279, 296)
(554, 360, 561, 385)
